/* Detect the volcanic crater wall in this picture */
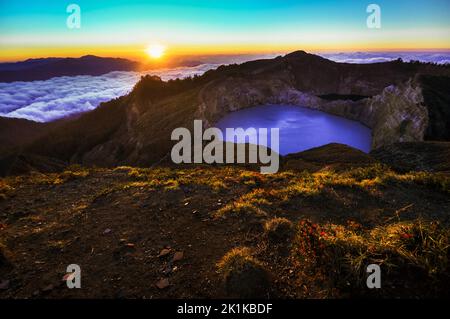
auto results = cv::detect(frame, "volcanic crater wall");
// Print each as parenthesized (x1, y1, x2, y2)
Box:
(198, 68, 446, 151)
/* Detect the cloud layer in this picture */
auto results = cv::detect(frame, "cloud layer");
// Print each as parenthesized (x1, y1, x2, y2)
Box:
(1, 51, 449, 123)
(0, 64, 218, 122)
(320, 51, 450, 64)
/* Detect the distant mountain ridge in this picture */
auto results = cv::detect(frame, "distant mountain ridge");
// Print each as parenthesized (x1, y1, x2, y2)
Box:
(0, 55, 140, 82)
(0, 55, 208, 83)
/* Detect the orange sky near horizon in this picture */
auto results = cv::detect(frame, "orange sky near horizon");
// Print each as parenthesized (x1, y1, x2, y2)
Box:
(2, 41, 450, 63)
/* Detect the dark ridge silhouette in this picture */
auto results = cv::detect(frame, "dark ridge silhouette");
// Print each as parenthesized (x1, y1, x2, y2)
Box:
(0, 55, 140, 82)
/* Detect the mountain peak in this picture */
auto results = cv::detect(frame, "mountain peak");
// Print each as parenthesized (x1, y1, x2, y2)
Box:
(283, 50, 329, 63)
(285, 50, 309, 57)
(80, 55, 101, 59)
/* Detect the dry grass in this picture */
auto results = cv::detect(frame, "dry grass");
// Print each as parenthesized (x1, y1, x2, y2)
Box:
(212, 164, 450, 225)
(17, 167, 91, 186)
(217, 247, 271, 298)
(291, 218, 450, 297)
(217, 247, 261, 276)
(214, 202, 268, 225)
(121, 166, 229, 192)
(0, 180, 13, 200)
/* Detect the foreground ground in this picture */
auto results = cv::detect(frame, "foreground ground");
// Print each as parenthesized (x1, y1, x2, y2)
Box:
(0, 146, 449, 298)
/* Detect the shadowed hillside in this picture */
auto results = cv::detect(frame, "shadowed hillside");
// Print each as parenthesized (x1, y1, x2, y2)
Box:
(420, 75, 450, 140)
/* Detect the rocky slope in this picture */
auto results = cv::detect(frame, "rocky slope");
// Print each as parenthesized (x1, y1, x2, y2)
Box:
(1, 51, 449, 172)
(371, 141, 450, 172)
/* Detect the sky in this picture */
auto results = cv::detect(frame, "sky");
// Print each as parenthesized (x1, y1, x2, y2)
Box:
(1, 0, 450, 62)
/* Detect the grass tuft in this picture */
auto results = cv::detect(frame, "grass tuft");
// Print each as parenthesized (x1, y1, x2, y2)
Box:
(264, 218, 294, 243)
(217, 247, 271, 298)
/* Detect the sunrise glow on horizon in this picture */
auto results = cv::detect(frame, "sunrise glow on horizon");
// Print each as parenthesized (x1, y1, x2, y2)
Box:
(1, 0, 450, 62)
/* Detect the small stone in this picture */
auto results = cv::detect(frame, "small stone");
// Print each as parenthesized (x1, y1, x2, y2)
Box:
(158, 248, 171, 257)
(0, 279, 10, 290)
(103, 228, 112, 235)
(172, 251, 184, 262)
(155, 278, 170, 289)
(125, 243, 135, 248)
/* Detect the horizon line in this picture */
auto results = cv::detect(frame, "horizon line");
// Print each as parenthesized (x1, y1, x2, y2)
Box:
(2, 47, 450, 63)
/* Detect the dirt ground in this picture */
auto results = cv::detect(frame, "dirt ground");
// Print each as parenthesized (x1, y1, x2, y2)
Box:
(0, 165, 449, 298)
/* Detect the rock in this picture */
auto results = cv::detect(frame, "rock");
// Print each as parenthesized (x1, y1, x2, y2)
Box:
(155, 278, 170, 289)
(158, 248, 171, 257)
(172, 251, 184, 262)
(0, 279, 10, 290)
(103, 228, 112, 235)
(367, 79, 428, 149)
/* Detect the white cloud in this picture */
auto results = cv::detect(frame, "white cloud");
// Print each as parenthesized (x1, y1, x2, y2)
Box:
(0, 63, 218, 122)
(319, 51, 450, 64)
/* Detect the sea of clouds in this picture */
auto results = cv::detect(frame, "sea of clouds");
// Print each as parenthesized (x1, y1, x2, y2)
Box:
(1, 51, 449, 123)
(0, 63, 219, 122)
(321, 51, 450, 64)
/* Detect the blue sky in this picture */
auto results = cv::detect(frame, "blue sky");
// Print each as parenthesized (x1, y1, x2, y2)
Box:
(0, 0, 449, 61)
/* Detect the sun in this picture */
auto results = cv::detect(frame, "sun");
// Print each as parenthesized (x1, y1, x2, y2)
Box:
(145, 43, 166, 59)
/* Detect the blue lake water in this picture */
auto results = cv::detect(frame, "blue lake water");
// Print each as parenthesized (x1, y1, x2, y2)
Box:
(215, 104, 372, 155)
